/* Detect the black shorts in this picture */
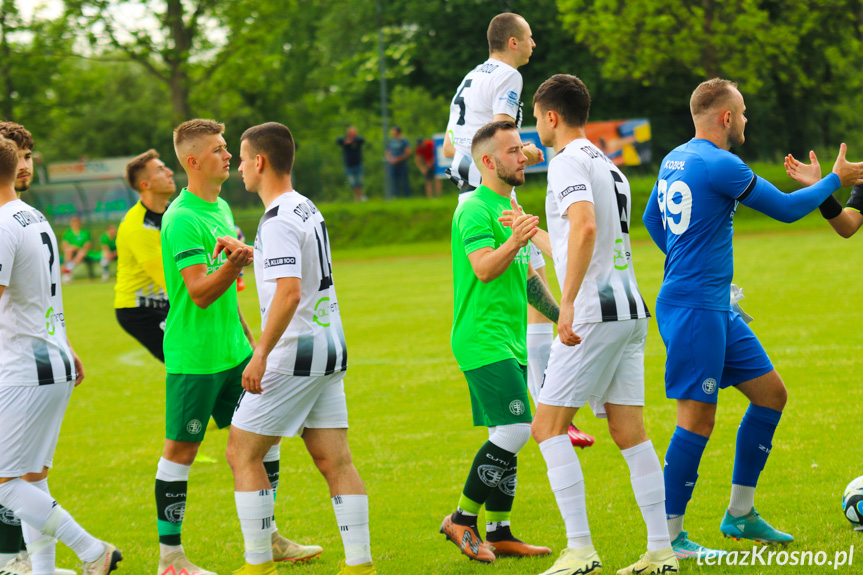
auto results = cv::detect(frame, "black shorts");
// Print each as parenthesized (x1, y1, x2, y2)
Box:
(115, 307, 169, 363)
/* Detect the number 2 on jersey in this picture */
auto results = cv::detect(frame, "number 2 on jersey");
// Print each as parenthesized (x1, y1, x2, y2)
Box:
(657, 179, 692, 235)
(454, 79, 472, 126)
(40, 232, 57, 296)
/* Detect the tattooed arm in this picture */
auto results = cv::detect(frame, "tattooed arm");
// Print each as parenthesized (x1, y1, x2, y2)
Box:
(526, 266, 559, 323)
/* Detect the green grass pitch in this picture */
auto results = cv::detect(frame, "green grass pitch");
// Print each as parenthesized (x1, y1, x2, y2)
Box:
(49, 222, 862, 574)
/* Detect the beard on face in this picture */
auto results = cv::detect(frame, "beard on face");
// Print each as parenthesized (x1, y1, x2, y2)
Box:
(495, 160, 525, 187)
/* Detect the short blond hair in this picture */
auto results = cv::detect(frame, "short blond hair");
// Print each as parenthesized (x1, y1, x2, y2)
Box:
(690, 78, 738, 118)
(173, 119, 225, 159)
(125, 149, 160, 192)
(0, 136, 18, 184)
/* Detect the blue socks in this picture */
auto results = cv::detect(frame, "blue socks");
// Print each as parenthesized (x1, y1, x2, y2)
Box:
(732, 404, 782, 487)
(664, 426, 709, 517)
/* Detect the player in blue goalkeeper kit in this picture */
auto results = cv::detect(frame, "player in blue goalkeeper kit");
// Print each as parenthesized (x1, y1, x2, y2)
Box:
(643, 78, 863, 560)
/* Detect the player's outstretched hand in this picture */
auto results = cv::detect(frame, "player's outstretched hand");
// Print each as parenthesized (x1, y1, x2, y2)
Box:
(497, 197, 523, 228)
(215, 236, 253, 267)
(831, 143, 863, 187)
(522, 142, 545, 167)
(506, 198, 538, 247)
(558, 303, 582, 347)
(242, 353, 266, 394)
(784, 151, 821, 187)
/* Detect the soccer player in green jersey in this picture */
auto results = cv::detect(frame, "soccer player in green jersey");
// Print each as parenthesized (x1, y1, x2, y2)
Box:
(99, 225, 117, 282)
(155, 119, 319, 575)
(440, 121, 560, 563)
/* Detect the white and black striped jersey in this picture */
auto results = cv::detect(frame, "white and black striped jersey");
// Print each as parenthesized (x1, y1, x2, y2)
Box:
(546, 140, 649, 323)
(0, 200, 76, 386)
(446, 58, 523, 190)
(253, 191, 347, 377)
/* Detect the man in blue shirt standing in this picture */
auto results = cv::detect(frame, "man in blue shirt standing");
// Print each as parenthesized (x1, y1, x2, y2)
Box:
(643, 78, 863, 560)
(386, 126, 412, 198)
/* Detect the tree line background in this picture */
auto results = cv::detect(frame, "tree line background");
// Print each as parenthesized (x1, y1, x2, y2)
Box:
(2, 0, 861, 202)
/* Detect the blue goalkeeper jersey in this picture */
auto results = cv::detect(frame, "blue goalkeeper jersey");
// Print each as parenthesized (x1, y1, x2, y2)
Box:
(644, 138, 840, 312)
(644, 139, 756, 311)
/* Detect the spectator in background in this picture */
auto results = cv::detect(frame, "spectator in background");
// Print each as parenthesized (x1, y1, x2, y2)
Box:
(61, 215, 97, 282)
(100, 224, 117, 282)
(415, 137, 442, 198)
(386, 126, 412, 198)
(337, 126, 367, 202)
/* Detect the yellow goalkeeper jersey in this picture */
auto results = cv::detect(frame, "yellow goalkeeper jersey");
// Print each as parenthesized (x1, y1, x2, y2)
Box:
(114, 200, 169, 309)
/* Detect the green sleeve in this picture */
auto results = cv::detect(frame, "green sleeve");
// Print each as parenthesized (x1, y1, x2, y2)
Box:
(81, 229, 91, 242)
(163, 210, 208, 272)
(62, 229, 73, 243)
(455, 203, 496, 256)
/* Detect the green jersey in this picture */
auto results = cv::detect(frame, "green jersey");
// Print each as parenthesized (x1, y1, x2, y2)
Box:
(100, 231, 116, 252)
(451, 185, 530, 371)
(161, 188, 251, 374)
(62, 227, 91, 248)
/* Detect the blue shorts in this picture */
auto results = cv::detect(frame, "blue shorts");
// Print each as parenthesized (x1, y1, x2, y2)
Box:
(345, 165, 364, 188)
(655, 302, 773, 403)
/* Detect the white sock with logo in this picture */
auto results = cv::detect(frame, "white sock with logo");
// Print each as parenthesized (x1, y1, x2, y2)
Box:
(622, 440, 671, 552)
(235, 490, 274, 565)
(0, 479, 102, 563)
(539, 435, 592, 549)
(332, 495, 371, 566)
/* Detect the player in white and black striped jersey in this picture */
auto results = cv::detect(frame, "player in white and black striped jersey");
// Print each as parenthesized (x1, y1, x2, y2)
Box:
(444, 12, 541, 195)
(0, 134, 122, 575)
(529, 75, 677, 575)
(223, 122, 373, 575)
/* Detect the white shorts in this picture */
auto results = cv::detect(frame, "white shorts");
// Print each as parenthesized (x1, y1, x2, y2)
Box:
(0, 382, 74, 476)
(232, 371, 348, 438)
(538, 319, 648, 417)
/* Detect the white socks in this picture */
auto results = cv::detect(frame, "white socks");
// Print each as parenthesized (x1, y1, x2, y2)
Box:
(539, 435, 592, 549)
(0, 479, 102, 564)
(728, 484, 756, 518)
(667, 515, 684, 542)
(155, 457, 191, 482)
(235, 490, 274, 565)
(20, 480, 54, 575)
(488, 423, 531, 455)
(621, 440, 671, 552)
(332, 495, 371, 566)
(526, 324, 553, 403)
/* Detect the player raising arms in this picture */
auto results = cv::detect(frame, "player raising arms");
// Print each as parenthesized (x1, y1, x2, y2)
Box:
(528, 75, 675, 575)
(224, 122, 373, 575)
(114, 150, 175, 363)
(643, 78, 863, 559)
(0, 135, 123, 575)
(0, 122, 82, 575)
(156, 119, 319, 575)
(441, 121, 558, 564)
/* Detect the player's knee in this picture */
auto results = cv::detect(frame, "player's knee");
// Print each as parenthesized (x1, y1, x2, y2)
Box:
(312, 449, 354, 479)
(490, 423, 531, 454)
(607, 420, 647, 451)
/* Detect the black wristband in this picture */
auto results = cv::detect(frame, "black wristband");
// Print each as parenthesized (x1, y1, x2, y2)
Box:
(819, 195, 843, 219)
